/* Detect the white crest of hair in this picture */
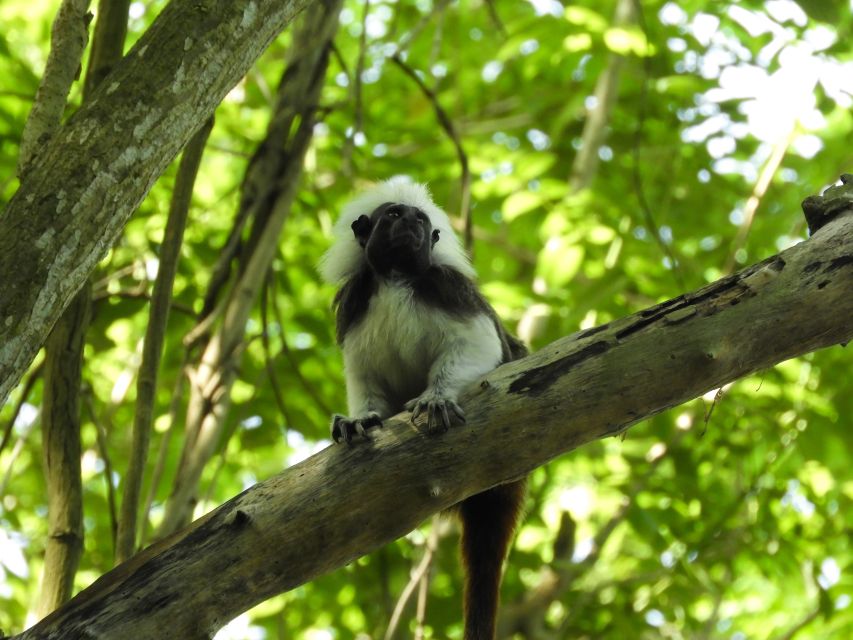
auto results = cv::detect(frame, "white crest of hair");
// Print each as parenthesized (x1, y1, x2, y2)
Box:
(319, 177, 475, 284)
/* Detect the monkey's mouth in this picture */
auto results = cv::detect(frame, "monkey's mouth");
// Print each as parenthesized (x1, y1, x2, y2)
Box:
(390, 225, 425, 248)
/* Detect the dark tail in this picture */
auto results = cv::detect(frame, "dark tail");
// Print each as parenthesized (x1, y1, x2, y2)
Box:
(459, 479, 526, 640)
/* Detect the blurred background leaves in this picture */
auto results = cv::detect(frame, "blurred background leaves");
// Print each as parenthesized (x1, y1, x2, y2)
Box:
(0, 0, 851, 638)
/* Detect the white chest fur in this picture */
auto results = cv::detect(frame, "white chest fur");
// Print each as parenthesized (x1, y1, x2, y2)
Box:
(342, 281, 502, 415)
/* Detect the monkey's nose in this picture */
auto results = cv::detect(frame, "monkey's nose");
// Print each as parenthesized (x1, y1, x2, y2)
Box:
(399, 206, 424, 224)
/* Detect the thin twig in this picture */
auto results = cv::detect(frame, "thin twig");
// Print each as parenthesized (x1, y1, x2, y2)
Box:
(389, 55, 471, 250)
(0, 362, 43, 457)
(91, 289, 196, 318)
(722, 128, 795, 274)
(83, 387, 118, 553)
(0, 414, 39, 497)
(630, 0, 685, 290)
(482, 0, 507, 38)
(330, 42, 352, 80)
(413, 522, 440, 640)
(91, 263, 137, 291)
(428, 4, 445, 69)
(260, 272, 295, 430)
(384, 516, 442, 640)
(771, 605, 821, 640)
(702, 387, 725, 435)
(139, 361, 188, 548)
(341, 0, 370, 176)
(394, 0, 453, 54)
(269, 268, 333, 416)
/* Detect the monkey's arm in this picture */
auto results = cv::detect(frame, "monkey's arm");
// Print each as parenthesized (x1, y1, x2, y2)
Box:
(331, 354, 391, 443)
(406, 313, 502, 432)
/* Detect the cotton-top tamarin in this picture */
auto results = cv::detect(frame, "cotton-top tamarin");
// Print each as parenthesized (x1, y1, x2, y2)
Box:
(320, 179, 526, 640)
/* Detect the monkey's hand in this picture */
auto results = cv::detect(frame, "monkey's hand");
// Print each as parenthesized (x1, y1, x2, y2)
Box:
(405, 391, 466, 434)
(331, 412, 383, 444)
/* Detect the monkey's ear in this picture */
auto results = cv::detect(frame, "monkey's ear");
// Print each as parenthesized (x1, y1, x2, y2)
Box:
(351, 215, 372, 247)
(431, 228, 440, 248)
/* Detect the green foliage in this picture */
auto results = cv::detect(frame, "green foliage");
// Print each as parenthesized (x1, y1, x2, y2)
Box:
(1, 0, 852, 638)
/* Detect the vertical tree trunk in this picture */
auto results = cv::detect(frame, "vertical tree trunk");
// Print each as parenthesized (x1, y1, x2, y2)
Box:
(157, 0, 344, 536)
(115, 117, 214, 564)
(34, 0, 131, 616)
(36, 291, 89, 618)
(27, 0, 93, 619)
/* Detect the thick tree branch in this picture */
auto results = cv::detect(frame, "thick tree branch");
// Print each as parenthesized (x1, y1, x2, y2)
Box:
(0, 0, 314, 407)
(14, 191, 852, 639)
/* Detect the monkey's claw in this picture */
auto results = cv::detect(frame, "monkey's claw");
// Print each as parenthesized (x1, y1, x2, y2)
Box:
(331, 412, 382, 444)
(405, 394, 466, 434)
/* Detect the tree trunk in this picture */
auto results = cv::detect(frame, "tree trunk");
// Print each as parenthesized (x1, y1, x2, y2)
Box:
(14, 195, 853, 639)
(35, 289, 89, 618)
(157, 0, 343, 537)
(0, 0, 314, 407)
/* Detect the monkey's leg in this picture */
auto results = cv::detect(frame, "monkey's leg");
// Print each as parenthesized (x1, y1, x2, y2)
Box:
(459, 478, 527, 640)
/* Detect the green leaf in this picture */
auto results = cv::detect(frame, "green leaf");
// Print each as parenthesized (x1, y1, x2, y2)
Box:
(503, 190, 544, 221)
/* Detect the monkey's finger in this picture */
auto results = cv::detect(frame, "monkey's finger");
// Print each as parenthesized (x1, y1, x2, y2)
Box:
(450, 402, 466, 423)
(427, 403, 438, 431)
(355, 421, 367, 438)
(430, 403, 448, 433)
(411, 402, 424, 422)
(364, 413, 383, 429)
(440, 402, 452, 430)
(331, 418, 344, 443)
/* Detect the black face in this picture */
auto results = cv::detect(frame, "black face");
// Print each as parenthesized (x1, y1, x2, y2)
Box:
(352, 202, 440, 277)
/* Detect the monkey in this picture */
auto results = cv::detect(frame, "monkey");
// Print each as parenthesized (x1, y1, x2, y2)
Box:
(319, 179, 527, 640)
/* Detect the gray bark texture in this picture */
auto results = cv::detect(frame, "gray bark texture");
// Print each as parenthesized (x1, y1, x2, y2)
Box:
(17, 0, 92, 177)
(0, 0, 313, 407)
(13, 196, 853, 639)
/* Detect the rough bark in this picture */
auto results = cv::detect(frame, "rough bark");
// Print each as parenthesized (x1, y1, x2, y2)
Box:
(83, 0, 131, 98)
(0, 0, 314, 408)
(17, 0, 92, 177)
(14, 197, 853, 640)
(157, 0, 342, 537)
(33, 0, 117, 618)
